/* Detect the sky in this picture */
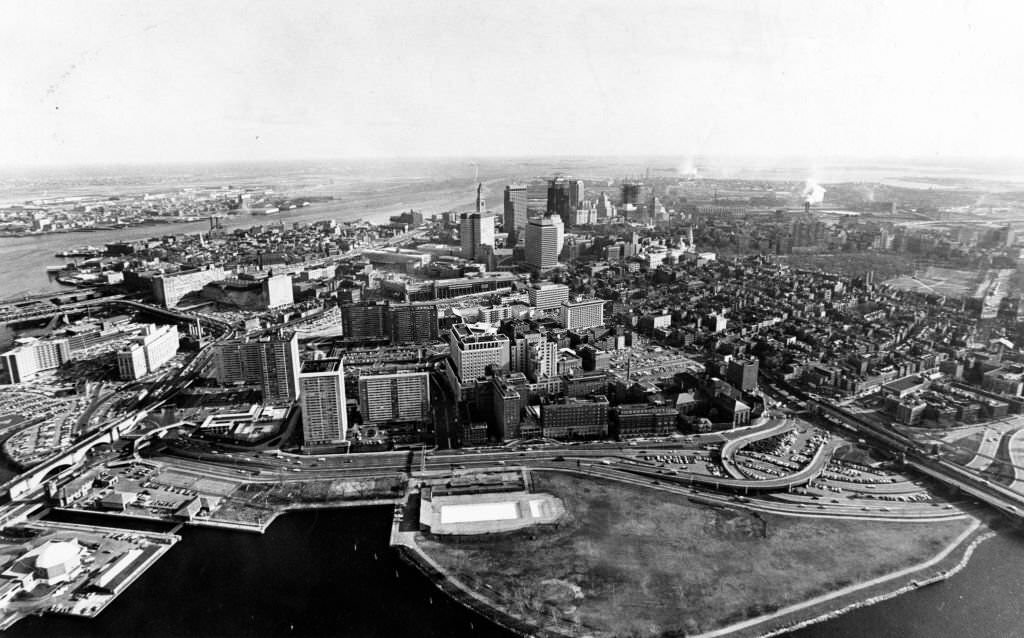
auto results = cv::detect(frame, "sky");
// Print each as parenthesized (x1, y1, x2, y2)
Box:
(1, 0, 1023, 166)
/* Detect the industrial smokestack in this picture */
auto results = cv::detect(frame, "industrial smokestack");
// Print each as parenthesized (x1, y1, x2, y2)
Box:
(802, 180, 826, 205)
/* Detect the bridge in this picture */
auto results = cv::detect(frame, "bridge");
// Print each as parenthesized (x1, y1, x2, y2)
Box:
(1, 297, 234, 339)
(2, 410, 151, 501)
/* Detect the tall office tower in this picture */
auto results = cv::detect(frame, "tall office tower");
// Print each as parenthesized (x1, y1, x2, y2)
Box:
(596, 192, 615, 221)
(299, 358, 348, 448)
(569, 179, 584, 209)
(503, 184, 528, 243)
(475, 182, 485, 213)
(213, 332, 301, 402)
(726, 358, 759, 392)
(357, 371, 431, 424)
(449, 323, 510, 382)
(528, 283, 570, 310)
(621, 181, 643, 206)
(547, 177, 572, 217)
(560, 298, 606, 331)
(525, 214, 561, 270)
(459, 212, 495, 261)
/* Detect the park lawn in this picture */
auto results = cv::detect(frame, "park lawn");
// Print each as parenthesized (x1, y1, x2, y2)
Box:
(416, 471, 974, 638)
(944, 430, 985, 466)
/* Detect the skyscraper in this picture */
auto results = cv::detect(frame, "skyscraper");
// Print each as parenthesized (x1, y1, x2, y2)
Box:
(525, 214, 561, 271)
(546, 177, 572, 217)
(475, 182, 485, 213)
(299, 358, 348, 448)
(503, 184, 528, 243)
(459, 212, 495, 261)
(569, 179, 584, 209)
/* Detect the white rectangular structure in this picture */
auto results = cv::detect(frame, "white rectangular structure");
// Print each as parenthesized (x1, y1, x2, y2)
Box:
(439, 501, 520, 524)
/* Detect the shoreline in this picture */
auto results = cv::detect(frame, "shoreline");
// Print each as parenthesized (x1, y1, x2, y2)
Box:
(394, 469, 993, 638)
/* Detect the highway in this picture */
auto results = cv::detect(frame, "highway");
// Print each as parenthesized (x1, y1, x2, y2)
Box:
(762, 374, 1024, 520)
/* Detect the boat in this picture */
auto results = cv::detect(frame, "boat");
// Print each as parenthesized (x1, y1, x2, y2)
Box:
(54, 245, 103, 258)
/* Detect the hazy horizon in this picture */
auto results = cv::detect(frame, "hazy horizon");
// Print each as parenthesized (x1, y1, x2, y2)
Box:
(4, 1, 1024, 168)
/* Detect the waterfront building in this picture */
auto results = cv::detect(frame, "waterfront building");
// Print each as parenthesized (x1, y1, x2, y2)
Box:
(357, 371, 430, 425)
(0, 337, 71, 384)
(559, 298, 605, 331)
(299, 358, 348, 448)
(459, 212, 495, 262)
(503, 184, 528, 244)
(527, 283, 570, 311)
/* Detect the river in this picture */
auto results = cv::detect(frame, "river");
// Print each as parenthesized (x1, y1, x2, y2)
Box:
(0, 187, 484, 301)
(3, 507, 1023, 638)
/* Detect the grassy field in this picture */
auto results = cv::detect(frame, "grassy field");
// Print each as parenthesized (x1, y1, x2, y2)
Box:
(416, 471, 974, 638)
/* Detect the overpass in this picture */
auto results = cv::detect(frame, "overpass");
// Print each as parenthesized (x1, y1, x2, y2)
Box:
(719, 417, 797, 480)
(615, 437, 840, 494)
(2, 410, 151, 501)
(1, 297, 234, 338)
(787, 382, 1024, 520)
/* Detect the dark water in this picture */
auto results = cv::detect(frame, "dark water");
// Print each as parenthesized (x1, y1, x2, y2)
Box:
(6, 507, 510, 638)
(788, 531, 1024, 638)
(7, 506, 1024, 638)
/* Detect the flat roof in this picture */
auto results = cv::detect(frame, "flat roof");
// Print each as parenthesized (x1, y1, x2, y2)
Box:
(301, 359, 341, 373)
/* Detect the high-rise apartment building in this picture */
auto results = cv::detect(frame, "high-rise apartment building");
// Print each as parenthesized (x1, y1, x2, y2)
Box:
(503, 184, 528, 244)
(341, 302, 390, 341)
(389, 303, 439, 343)
(299, 358, 347, 448)
(560, 299, 605, 331)
(0, 338, 71, 384)
(525, 214, 562, 271)
(213, 332, 301, 402)
(459, 213, 495, 262)
(357, 371, 431, 424)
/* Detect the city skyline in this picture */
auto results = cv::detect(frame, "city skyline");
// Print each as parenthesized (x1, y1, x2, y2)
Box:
(3, 1, 1024, 166)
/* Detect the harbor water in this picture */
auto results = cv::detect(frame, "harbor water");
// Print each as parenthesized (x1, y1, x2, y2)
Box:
(3, 507, 1024, 638)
